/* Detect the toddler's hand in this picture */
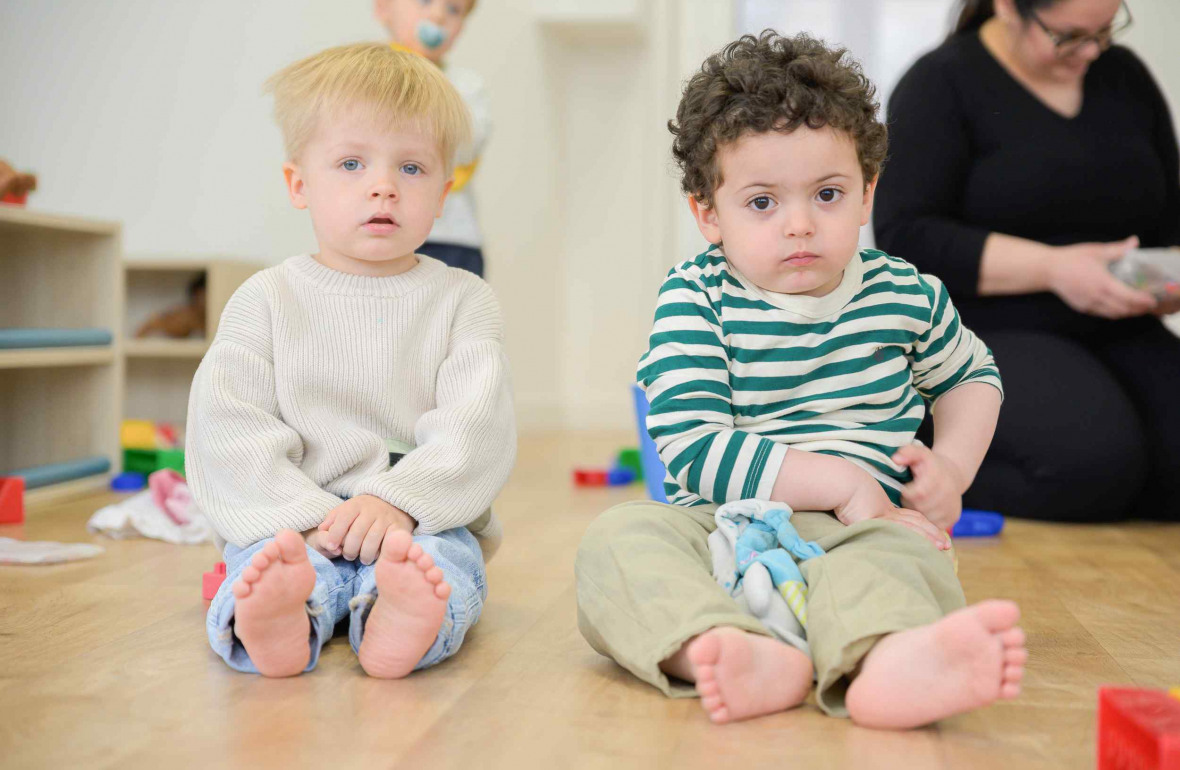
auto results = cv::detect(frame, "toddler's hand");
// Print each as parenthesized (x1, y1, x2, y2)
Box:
(303, 528, 338, 559)
(832, 474, 895, 526)
(832, 470, 951, 550)
(875, 507, 952, 550)
(894, 444, 965, 530)
(318, 495, 416, 565)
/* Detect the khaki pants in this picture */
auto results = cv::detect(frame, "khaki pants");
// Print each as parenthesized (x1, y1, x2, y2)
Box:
(574, 500, 965, 717)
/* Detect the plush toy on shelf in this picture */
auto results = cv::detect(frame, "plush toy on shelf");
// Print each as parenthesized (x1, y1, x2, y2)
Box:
(0, 159, 36, 206)
(134, 275, 207, 339)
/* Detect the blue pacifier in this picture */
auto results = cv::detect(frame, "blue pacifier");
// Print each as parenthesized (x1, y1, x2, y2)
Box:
(416, 20, 447, 50)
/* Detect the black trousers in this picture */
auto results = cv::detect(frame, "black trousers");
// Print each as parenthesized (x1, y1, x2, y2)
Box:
(417, 241, 484, 278)
(921, 318, 1180, 522)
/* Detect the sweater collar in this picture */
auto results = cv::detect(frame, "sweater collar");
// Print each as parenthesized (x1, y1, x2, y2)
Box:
(727, 248, 866, 319)
(285, 253, 446, 297)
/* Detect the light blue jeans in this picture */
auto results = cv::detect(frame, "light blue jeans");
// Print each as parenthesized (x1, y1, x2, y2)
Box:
(206, 527, 486, 674)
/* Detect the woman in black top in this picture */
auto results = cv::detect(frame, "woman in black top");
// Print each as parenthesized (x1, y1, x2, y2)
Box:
(875, 0, 1180, 522)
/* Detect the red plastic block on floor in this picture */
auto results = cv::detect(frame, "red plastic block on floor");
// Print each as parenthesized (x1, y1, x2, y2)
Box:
(0, 477, 25, 524)
(1098, 687, 1180, 769)
(202, 562, 227, 601)
(573, 468, 609, 487)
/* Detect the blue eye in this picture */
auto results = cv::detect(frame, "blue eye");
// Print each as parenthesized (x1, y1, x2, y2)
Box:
(341, 159, 363, 171)
(401, 163, 421, 176)
(749, 195, 774, 211)
(817, 188, 843, 203)
(447, 3, 462, 14)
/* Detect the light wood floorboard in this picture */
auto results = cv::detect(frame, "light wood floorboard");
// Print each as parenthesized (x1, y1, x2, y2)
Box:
(2, 431, 1177, 768)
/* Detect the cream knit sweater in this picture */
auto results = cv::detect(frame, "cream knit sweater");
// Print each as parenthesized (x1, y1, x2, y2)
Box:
(185, 254, 516, 550)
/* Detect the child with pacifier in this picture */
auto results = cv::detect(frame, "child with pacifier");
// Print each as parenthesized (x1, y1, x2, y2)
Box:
(375, 0, 491, 277)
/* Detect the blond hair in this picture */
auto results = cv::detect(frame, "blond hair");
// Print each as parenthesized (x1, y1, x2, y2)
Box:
(265, 42, 471, 171)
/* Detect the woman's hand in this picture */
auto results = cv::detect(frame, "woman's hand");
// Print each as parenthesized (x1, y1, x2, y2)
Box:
(1047, 236, 1158, 319)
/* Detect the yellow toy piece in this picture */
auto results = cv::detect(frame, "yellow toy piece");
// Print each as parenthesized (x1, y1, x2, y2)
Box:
(120, 419, 157, 449)
(1171, 687, 1180, 701)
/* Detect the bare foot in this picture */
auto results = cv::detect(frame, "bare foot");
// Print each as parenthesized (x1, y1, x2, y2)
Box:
(846, 599, 1027, 729)
(683, 628, 813, 724)
(358, 528, 451, 679)
(232, 529, 316, 677)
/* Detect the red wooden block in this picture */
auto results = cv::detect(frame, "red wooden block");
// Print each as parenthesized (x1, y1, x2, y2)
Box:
(1098, 687, 1180, 769)
(0, 477, 25, 524)
(202, 561, 227, 601)
(573, 468, 609, 487)
(0, 191, 28, 206)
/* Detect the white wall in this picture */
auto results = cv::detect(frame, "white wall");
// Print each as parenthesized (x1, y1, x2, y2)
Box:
(0, 0, 734, 431)
(5, 1, 1174, 431)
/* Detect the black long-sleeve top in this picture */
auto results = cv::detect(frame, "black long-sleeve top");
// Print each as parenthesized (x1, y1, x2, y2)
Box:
(874, 33, 1180, 335)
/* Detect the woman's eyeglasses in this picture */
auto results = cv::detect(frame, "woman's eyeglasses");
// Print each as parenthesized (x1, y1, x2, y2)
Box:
(1030, 0, 1133, 58)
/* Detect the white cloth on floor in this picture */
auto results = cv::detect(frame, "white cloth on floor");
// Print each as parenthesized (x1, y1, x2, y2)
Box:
(0, 537, 104, 565)
(708, 499, 824, 658)
(88, 472, 212, 545)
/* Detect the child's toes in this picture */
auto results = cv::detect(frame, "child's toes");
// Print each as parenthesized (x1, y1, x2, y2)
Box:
(274, 529, 308, 562)
(434, 582, 451, 600)
(416, 553, 435, 572)
(250, 550, 274, 571)
(241, 565, 262, 583)
(1001, 682, 1021, 699)
(380, 528, 413, 561)
(232, 580, 253, 599)
(424, 566, 443, 584)
(696, 679, 720, 698)
(709, 706, 731, 724)
(1000, 627, 1025, 648)
(1004, 664, 1024, 683)
(1005, 647, 1028, 665)
(407, 543, 424, 561)
(701, 694, 724, 712)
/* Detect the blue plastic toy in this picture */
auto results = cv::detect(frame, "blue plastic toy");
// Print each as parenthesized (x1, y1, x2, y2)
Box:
(951, 509, 1005, 538)
(111, 471, 147, 492)
(631, 384, 669, 503)
(606, 467, 637, 486)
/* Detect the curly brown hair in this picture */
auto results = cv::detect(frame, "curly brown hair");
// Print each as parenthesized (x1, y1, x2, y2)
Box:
(670, 31, 888, 208)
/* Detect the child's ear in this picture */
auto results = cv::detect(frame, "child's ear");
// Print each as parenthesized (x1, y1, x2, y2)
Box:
(688, 196, 722, 245)
(436, 179, 454, 218)
(283, 162, 308, 210)
(860, 175, 878, 227)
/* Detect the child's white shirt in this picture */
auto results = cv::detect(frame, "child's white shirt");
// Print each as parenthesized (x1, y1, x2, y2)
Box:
(430, 64, 490, 249)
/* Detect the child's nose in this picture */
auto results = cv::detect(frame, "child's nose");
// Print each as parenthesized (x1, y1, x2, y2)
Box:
(369, 181, 398, 200)
(783, 209, 815, 238)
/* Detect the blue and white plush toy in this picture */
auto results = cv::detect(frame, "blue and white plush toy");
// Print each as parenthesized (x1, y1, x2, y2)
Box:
(708, 499, 824, 657)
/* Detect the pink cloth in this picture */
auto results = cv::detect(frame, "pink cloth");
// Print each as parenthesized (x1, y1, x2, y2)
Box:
(149, 469, 193, 525)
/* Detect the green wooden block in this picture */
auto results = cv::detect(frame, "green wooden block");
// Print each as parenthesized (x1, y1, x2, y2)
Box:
(157, 449, 185, 474)
(123, 448, 186, 475)
(123, 448, 159, 475)
(616, 448, 643, 480)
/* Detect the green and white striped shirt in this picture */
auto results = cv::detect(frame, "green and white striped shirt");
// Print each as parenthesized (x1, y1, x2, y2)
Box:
(637, 246, 1002, 508)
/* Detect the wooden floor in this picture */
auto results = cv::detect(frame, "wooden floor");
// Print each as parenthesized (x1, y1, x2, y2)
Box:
(2, 431, 1179, 769)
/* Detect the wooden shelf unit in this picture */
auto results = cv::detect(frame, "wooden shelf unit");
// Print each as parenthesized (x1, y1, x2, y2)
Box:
(123, 258, 260, 426)
(0, 206, 123, 503)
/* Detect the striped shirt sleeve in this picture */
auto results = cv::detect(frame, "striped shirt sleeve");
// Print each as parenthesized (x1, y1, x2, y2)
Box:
(909, 272, 1004, 402)
(637, 270, 788, 504)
